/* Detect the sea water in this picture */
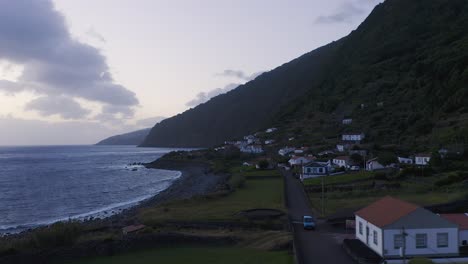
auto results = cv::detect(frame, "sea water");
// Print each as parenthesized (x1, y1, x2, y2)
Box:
(0, 145, 182, 234)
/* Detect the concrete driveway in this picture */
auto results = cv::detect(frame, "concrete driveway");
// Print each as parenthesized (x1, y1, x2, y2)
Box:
(283, 170, 355, 264)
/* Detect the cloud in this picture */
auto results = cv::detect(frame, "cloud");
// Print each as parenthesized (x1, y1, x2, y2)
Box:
(0, 0, 138, 120)
(86, 28, 106, 43)
(0, 80, 24, 95)
(25, 95, 91, 119)
(186, 83, 239, 107)
(187, 69, 264, 107)
(136, 116, 166, 127)
(216, 69, 263, 81)
(315, 0, 380, 24)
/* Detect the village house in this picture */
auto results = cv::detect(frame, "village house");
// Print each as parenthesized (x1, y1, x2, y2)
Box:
(265, 127, 278, 133)
(342, 132, 365, 142)
(317, 150, 335, 156)
(301, 162, 329, 179)
(243, 135, 257, 144)
(342, 118, 353, 125)
(366, 158, 387, 171)
(288, 156, 315, 167)
(336, 142, 352, 152)
(398, 156, 413, 165)
(349, 149, 367, 157)
(278, 147, 295, 156)
(265, 139, 275, 145)
(294, 147, 309, 154)
(333, 156, 350, 168)
(415, 153, 431, 166)
(355, 196, 459, 259)
(440, 214, 468, 246)
(240, 145, 263, 154)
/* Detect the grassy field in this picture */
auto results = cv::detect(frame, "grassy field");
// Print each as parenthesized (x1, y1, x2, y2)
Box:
(139, 177, 284, 224)
(310, 190, 466, 217)
(303, 171, 374, 186)
(66, 246, 293, 264)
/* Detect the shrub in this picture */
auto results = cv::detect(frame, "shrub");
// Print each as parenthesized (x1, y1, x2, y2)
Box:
(33, 221, 83, 249)
(228, 174, 246, 190)
(408, 257, 434, 264)
(434, 171, 468, 187)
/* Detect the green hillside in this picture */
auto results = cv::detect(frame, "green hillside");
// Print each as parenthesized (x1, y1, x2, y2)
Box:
(141, 0, 468, 149)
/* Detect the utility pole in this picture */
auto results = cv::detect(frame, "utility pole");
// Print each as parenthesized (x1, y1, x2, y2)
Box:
(322, 167, 329, 217)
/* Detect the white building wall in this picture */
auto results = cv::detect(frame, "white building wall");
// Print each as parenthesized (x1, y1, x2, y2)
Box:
(355, 215, 384, 256)
(459, 230, 468, 246)
(383, 228, 458, 257)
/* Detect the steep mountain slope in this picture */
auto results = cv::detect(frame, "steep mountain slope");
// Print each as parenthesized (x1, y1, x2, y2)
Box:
(97, 128, 151, 145)
(142, 0, 468, 148)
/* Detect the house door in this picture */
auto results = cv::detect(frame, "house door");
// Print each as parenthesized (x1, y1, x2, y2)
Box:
(366, 226, 369, 244)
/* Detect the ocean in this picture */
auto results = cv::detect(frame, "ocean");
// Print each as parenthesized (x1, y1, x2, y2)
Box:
(0, 145, 182, 234)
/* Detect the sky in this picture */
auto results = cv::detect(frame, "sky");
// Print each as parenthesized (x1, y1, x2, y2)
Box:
(0, 0, 382, 145)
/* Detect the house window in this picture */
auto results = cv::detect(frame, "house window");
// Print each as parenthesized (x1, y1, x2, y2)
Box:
(394, 234, 404, 249)
(416, 234, 427, 249)
(359, 222, 363, 235)
(437, 233, 449, 248)
(307, 168, 311, 173)
(373, 230, 378, 245)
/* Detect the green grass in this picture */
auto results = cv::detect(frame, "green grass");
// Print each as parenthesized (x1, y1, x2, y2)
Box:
(243, 169, 281, 178)
(139, 178, 284, 224)
(311, 190, 466, 217)
(303, 171, 374, 186)
(66, 246, 293, 264)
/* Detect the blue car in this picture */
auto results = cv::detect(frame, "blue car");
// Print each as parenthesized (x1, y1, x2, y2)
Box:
(303, 215, 316, 230)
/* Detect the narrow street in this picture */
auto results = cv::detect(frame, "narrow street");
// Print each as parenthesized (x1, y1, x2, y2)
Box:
(283, 170, 354, 264)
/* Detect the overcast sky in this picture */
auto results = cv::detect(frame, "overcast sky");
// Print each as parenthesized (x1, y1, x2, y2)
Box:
(0, 0, 382, 145)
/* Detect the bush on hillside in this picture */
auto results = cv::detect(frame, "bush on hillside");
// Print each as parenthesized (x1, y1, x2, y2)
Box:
(33, 221, 83, 249)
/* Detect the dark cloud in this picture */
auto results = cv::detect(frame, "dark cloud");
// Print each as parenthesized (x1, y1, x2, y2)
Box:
(315, 1, 380, 24)
(216, 69, 263, 81)
(0, 0, 138, 119)
(186, 83, 239, 107)
(25, 96, 91, 120)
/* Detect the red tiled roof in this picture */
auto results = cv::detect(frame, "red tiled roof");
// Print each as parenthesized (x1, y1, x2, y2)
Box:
(355, 196, 419, 227)
(440, 214, 468, 230)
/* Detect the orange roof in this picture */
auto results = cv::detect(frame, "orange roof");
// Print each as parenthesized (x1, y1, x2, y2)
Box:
(355, 196, 419, 227)
(440, 214, 468, 230)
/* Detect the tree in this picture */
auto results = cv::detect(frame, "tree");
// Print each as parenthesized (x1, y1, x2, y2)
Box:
(379, 152, 398, 166)
(257, 160, 269, 170)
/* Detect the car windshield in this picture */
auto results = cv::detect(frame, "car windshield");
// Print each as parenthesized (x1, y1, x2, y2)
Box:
(304, 217, 313, 223)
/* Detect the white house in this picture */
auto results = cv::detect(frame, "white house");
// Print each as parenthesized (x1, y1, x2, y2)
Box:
(288, 156, 315, 167)
(342, 133, 365, 142)
(355, 196, 459, 259)
(336, 142, 351, 152)
(342, 118, 353, 125)
(415, 154, 431, 166)
(294, 147, 309, 154)
(440, 214, 468, 246)
(366, 158, 386, 171)
(265, 139, 275, 145)
(398, 157, 413, 165)
(243, 135, 257, 145)
(301, 162, 329, 179)
(266, 127, 278, 133)
(240, 145, 263, 154)
(333, 156, 350, 168)
(278, 147, 295, 156)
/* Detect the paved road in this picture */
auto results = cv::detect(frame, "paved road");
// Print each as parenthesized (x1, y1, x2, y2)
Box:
(283, 170, 354, 264)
